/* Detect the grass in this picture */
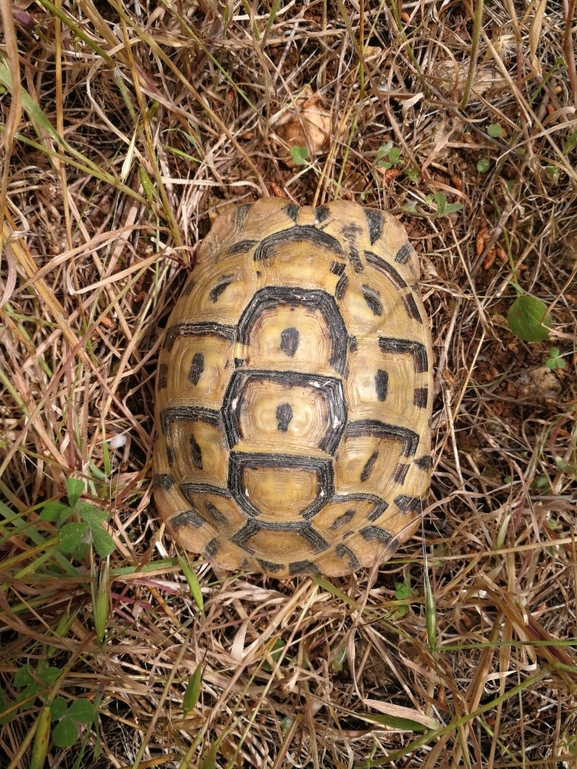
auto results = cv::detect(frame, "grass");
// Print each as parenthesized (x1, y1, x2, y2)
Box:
(1, 0, 576, 766)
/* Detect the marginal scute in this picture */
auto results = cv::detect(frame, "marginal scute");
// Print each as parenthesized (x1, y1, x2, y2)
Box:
(154, 198, 433, 577)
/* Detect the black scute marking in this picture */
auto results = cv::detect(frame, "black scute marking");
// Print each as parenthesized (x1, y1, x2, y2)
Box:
(280, 327, 299, 357)
(188, 353, 204, 385)
(227, 239, 258, 255)
(235, 204, 253, 229)
(414, 455, 433, 470)
(403, 293, 423, 323)
(335, 274, 348, 299)
(189, 434, 203, 469)
(181, 483, 232, 502)
(209, 273, 234, 303)
(413, 387, 428, 408)
(231, 519, 260, 548)
(335, 543, 361, 571)
(364, 251, 407, 289)
(367, 498, 388, 521)
(314, 206, 330, 223)
(206, 501, 227, 524)
(378, 337, 428, 373)
(346, 420, 419, 457)
(330, 261, 346, 275)
(349, 336, 358, 352)
(361, 284, 383, 316)
(170, 509, 204, 529)
(343, 223, 362, 239)
(166, 447, 175, 465)
(289, 560, 320, 575)
(204, 538, 219, 557)
(395, 495, 422, 514)
(182, 278, 195, 296)
(284, 203, 300, 221)
(257, 520, 310, 531)
(360, 450, 379, 482)
(330, 509, 355, 529)
(161, 406, 222, 437)
(163, 322, 235, 352)
(395, 242, 414, 264)
(276, 403, 293, 432)
(364, 209, 383, 245)
(349, 251, 364, 272)
(257, 558, 283, 573)
(301, 525, 330, 552)
(393, 463, 410, 484)
(375, 369, 388, 401)
(158, 363, 168, 389)
(253, 226, 345, 261)
(153, 473, 174, 491)
(360, 526, 392, 544)
(342, 223, 364, 272)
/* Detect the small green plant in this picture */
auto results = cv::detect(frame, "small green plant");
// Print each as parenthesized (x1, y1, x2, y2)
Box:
(487, 123, 503, 138)
(532, 474, 550, 492)
(263, 639, 287, 672)
(330, 647, 347, 673)
(0, 687, 12, 725)
(507, 295, 552, 342)
(39, 478, 115, 560)
(544, 166, 559, 183)
(13, 665, 61, 712)
(555, 456, 576, 474)
(290, 145, 309, 165)
(545, 347, 566, 370)
(563, 130, 577, 154)
(404, 166, 419, 184)
(477, 158, 491, 173)
(404, 192, 463, 218)
(49, 697, 95, 748)
(394, 580, 417, 618)
(374, 142, 420, 184)
(376, 142, 402, 169)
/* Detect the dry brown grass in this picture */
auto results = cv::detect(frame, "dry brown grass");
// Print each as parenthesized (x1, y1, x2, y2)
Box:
(1, 0, 577, 767)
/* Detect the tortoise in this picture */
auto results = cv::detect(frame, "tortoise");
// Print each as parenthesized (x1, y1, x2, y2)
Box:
(153, 198, 433, 577)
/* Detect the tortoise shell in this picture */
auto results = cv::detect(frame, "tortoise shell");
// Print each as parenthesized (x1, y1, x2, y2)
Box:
(153, 198, 433, 577)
